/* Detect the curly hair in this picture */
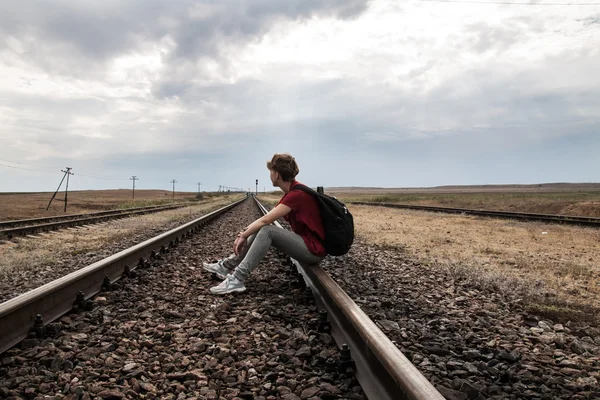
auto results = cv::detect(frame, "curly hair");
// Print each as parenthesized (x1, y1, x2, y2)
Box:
(266, 153, 299, 182)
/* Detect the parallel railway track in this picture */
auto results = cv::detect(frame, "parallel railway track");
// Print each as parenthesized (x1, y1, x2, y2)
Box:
(253, 197, 444, 400)
(0, 198, 245, 355)
(0, 195, 444, 400)
(351, 202, 600, 228)
(0, 204, 188, 239)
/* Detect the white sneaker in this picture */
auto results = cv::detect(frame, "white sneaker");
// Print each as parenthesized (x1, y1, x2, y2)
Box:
(202, 261, 230, 279)
(210, 274, 246, 295)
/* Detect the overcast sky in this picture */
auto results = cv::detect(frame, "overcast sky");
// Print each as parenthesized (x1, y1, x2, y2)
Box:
(1, 0, 599, 193)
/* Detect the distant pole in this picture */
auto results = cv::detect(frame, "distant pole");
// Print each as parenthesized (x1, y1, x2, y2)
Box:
(170, 179, 177, 200)
(47, 168, 71, 211)
(63, 168, 74, 212)
(130, 176, 139, 199)
(255, 179, 258, 196)
(197, 182, 202, 194)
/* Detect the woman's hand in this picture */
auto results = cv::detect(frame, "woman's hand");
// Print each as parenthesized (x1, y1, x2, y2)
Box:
(234, 236, 247, 256)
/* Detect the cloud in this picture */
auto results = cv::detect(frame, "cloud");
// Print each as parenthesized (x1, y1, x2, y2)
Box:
(579, 14, 600, 26)
(0, 1, 370, 73)
(0, 0, 599, 192)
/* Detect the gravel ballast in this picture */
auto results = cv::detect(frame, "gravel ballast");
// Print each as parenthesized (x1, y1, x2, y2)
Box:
(0, 199, 242, 303)
(0, 200, 365, 400)
(257, 200, 600, 399)
(322, 242, 600, 399)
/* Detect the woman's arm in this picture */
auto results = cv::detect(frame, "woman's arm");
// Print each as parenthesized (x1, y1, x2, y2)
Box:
(233, 203, 292, 255)
(238, 204, 291, 239)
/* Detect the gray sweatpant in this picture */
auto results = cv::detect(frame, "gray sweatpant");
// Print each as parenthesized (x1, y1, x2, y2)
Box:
(221, 225, 324, 281)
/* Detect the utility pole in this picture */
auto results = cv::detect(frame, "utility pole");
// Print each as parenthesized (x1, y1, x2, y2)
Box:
(46, 167, 74, 212)
(130, 176, 139, 199)
(63, 168, 74, 212)
(170, 179, 177, 200)
(197, 182, 202, 194)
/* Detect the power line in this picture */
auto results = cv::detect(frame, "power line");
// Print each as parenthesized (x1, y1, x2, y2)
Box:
(0, 162, 42, 172)
(2, 159, 244, 192)
(0, 158, 57, 169)
(0, 159, 127, 181)
(419, 0, 600, 5)
(75, 171, 127, 181)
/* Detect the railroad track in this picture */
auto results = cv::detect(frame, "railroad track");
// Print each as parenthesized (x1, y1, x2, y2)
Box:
(0, 204, 188, 239)
(351, 202, 600, 228)
(0, 198, 245, 354)
(253, 197, 443, 400)
(0, 195, 444, 400)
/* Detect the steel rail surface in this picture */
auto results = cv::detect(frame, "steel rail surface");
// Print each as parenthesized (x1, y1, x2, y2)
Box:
(253, 196, 444, 400)
(352, 202, 600, 227)
(0, 205, 187, 238)
(0, 204, 186, 229)
(0, 196, 248, 355)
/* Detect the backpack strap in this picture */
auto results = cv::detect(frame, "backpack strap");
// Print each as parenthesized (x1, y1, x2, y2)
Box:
(291, 184, 318, 195)
(289, 184, 325, 243)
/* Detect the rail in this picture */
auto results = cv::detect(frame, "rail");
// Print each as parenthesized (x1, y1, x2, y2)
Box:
(252, 196, 444, 400)
(0, 197, 247, 354)
(0, 204, 187, 228)
(351, 202, 600, 228)
(1, 204, 187, 238)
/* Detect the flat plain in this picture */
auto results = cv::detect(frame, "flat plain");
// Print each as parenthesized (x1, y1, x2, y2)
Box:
(0, 189, 230, 221)
(3, 185, 599, 325)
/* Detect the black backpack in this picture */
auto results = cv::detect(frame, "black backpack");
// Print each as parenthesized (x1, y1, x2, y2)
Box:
(293, 185, 354, 256)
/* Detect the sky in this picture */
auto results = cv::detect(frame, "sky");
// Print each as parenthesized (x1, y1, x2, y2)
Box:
(1, 0, 599, 193)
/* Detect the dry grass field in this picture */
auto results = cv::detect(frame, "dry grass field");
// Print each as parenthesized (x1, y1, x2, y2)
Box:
(259, 187, 600, 325)
(0, 196, 245, 272)
(330, 183, 600, 218)
(0, 190, 237, 221)
(351, 205, 600, 324)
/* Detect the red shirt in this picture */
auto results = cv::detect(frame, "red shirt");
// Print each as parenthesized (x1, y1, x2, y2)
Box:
(277, 180, 326, 257)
